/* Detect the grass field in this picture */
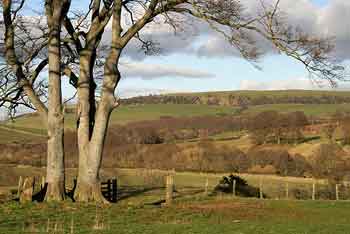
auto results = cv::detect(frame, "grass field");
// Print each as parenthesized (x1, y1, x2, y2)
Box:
(1, 195, 350, 233)
(0, 166, 348, 233)
(2, 104, 235, 132)
(0, 166, 334, 200)
(243, 103, 350, 116)
(0, 104, 235, 143)
(1, 101, 348, 144)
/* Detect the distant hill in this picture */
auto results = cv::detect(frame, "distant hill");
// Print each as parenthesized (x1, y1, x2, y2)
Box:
(122, 90, 350, 106)
(3, 90, 350, 144)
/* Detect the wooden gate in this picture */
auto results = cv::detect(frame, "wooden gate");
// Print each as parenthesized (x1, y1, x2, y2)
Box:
(101, 179, 118, 202)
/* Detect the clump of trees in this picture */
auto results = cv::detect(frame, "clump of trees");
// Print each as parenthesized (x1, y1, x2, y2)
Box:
(310, 143, 350, 182)
(316, 110, 350, 144)
(247, 147, 310, 177)
(248, 111, 308, 145)
(122, 93, 350, 107)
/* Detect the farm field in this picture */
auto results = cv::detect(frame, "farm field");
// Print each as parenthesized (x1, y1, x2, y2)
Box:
(1, 104, 235, 134)
(3, 88, 350, 137)
(1, 195, 350, 234)
(1, 102, 350, 144)
(0, 166, 335, 201)
(242, 103, 350, 116)
(0, 166, 348, 234)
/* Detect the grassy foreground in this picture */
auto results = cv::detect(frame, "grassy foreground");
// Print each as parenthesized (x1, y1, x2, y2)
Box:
(1, 196, 350, 234)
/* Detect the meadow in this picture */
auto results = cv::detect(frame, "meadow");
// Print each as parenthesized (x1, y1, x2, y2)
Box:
(1, 192, 350, 234)
(1, 101, 350, 144)
(0, 167, 349, 233)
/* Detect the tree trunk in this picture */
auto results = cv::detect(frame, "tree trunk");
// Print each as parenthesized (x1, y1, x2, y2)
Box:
(74, 4, 122, 201)
(74, 47, 121, 202)
(74, 84, 115, 203)
(44, 0, 69, 201)
(74, 49, 108, 202)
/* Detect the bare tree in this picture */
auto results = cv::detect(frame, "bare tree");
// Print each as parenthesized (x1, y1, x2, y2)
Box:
(1, 0, 49, 119)
(44, 0, 71, 201)
(1, 0, 70, 201)
(56, 0, 346, 202)
(323, 123, 337, 142)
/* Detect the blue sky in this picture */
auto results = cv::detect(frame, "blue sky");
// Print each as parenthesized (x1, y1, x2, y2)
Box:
(13, 0, 350, 98)
(114, 0, 347, 97)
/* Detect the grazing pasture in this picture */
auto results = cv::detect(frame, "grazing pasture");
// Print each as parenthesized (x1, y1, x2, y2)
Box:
(1, 194, 350, 234)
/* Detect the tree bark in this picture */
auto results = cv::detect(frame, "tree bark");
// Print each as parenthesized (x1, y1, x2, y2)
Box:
(44, 0, 70, 201)
(74, 44, 121, 202)
(74, 49, 108, 202)
(73, 1, 113, 202)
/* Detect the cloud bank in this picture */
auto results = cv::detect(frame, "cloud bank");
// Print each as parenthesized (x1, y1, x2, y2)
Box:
(117, 0, 350, 61)
(239, 76, 350, 91)
(119, 61, 215, 80)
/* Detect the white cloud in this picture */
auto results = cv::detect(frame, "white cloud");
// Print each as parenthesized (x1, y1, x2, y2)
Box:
(117, 88, 173, 98)
(119, 61, 215, 79)
(239, 76, 350, 91)
(113, 0, 350, 61)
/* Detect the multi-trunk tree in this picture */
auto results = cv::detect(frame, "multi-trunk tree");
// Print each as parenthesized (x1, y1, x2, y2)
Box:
(1, 0, 70, 201)
(1, 0, 346, 202)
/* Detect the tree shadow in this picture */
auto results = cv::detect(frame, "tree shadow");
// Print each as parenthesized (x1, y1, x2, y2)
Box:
(32, 183, 47, 202)
(117, 186, 163, 202)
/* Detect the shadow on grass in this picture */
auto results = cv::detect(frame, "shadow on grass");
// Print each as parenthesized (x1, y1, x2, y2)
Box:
(117, 186, 163, 202)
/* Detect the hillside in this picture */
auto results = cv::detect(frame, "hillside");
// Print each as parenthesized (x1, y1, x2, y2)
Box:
(1, 90, 350, 180)
(123, 90, 350, 107)
(5, 90, 350, 131)
(1, 104, 234, 141)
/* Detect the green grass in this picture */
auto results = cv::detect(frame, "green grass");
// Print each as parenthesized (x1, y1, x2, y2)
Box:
(1, 166, 348, 233)
(4, 104, 235, 132)
(1, 197, 350, 234)
(1, 101, 349, 145)
(113, 168, 330, 200)
(110, 104, 235, 124)
(243, 103, 350, 116)
(0, 166, 331, 200)
(0, 126, 45, 144)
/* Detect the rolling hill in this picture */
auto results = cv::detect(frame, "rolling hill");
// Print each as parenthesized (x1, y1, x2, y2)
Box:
(2, 90, 350, 143)
(124, 90, 350, 107)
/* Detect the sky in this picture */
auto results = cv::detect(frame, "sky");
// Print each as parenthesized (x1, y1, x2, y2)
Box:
(2, 0, 350, 98)
(111, 0, 350, 97)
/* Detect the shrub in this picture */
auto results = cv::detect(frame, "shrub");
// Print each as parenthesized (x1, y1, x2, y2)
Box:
(214, 174, 262, 198)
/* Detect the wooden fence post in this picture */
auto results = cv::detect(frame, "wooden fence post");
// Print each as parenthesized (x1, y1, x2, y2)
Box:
(232, 179, 236, 197)
(17, 176, 23, 197)
(259, 178, 263, 199)
(165, 175, 174, 206)
(336, 184, 339, 201)
(20, 177, 35, 203)
(312, 181, 316, 201)
(285, 182, 289, 200)
(41, 176, 46, 190)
